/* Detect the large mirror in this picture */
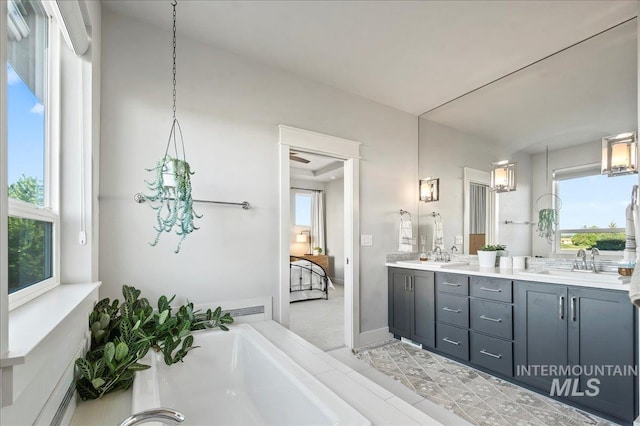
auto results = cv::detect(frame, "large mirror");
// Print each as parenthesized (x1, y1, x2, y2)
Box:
(418, 18, 637, 257)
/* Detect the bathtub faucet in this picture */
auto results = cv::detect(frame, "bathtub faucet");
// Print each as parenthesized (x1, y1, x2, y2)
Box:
(117, 408, 185, 426)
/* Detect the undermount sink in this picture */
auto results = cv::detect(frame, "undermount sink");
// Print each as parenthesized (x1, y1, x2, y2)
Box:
(395, 259, 468, 268)
(518, 269, 622, 284)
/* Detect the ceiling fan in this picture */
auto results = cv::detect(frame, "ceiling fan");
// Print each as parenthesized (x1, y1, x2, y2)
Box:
(290, 151, 310, 164)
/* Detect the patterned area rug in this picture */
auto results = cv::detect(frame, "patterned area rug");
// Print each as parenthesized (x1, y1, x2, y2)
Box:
(356, 341, 617, 426)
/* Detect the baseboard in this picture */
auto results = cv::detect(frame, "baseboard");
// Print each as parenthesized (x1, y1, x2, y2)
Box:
(357, 327, 393, 349)
(330, 277, 344, 286)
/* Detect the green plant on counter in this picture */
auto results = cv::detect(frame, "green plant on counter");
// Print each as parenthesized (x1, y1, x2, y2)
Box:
(479, 244, 506, 251)
(75, 285, 233, 400)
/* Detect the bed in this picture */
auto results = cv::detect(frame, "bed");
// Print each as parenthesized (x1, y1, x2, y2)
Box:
(289, 256, 334, 302)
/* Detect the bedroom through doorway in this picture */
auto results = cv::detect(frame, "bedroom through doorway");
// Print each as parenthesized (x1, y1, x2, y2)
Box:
(288, 151, 346, 351)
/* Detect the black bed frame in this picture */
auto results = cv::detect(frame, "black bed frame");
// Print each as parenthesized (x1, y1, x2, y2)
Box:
(289, 256, 329, 302)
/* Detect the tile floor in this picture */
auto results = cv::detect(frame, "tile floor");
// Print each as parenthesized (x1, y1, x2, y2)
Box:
(356, 341, 618, 426)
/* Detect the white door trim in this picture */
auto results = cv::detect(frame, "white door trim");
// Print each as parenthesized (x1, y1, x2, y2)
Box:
(278, 125, 360, 348)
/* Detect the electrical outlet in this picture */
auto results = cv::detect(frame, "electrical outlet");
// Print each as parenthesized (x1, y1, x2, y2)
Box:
(455, 235, 463, 245)
(361, 234, 373, 246)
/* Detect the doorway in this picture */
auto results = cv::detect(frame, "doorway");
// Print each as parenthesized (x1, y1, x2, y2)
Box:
(278, 125, 360, 349)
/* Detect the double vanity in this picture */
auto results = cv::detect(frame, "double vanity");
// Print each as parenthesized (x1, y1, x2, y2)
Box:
(386, 260, 637, 424)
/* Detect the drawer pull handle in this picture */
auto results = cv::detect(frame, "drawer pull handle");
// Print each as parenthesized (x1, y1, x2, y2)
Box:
(479, 315, 502, 323)
(442, 282, 461, 287)
(480, 349, 502, 359)
(442, 337, 461, 346)
(442, 307, 461, 313)
(480, 287, 501, 293)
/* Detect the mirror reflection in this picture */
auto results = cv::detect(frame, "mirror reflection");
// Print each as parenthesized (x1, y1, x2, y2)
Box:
(418, 18, 637, 258)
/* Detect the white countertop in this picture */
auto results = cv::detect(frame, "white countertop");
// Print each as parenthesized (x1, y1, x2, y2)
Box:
(386, 261, 630, 291)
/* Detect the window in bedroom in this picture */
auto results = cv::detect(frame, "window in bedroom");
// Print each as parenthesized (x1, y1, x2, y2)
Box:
(554, 164, 636, 252)
(6, 0, 59, 309)
(295, 193, 312, 227)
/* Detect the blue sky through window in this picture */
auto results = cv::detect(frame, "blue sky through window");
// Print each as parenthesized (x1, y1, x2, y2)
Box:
(7, 63, 45, 188)
(295, 193, 312, 226)
(558, 173, 637, 229)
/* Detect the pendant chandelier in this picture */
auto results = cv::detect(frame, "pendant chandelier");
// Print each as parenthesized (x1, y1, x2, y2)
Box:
(143, 0, 200, 253)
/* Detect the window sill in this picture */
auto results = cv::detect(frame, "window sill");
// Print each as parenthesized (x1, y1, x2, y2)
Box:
(1, 282, 100, 368)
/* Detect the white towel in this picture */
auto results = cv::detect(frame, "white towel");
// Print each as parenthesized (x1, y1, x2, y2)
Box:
(432, 214, 444, 251)
(624, 203, 636, 261)
(398, 217, 413, 252)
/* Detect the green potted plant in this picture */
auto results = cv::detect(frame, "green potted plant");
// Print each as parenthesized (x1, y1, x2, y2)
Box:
(145, 155, 201, 253)
(477, 244, 506, 268)
(313, 246, 323, 256)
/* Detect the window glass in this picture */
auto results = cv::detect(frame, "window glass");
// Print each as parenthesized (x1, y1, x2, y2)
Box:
(7, 0, 47, 207)
(8, 217, 52, 293)
(557, 173, 636, 251)
(6, 0, 56, 304)
(295, 193, 312, 226)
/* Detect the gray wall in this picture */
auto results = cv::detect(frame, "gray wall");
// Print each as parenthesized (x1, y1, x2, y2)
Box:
(100, 10, 418, 335)
(325, 177, 345, 282)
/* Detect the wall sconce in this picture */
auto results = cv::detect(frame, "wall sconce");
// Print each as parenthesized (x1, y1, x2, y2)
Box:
(296, 230, 311, 254)
(602, 131, 638, 176)
(419, 178, 439, 202)
(490, 160, 516, 192)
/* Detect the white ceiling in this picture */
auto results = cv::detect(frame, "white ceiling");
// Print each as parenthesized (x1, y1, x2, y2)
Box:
(102, 1, 637, 115)
(290, 152, 344, 183)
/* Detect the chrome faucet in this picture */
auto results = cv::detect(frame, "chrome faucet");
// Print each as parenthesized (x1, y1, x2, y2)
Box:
(590, 248, 600, 273)
(434, 246, 442, 261)
(118, 408, 185, 426)
(574, 249, 587, 270)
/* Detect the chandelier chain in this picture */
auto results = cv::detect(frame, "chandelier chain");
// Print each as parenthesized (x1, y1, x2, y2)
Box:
(172, 0, 177, 120)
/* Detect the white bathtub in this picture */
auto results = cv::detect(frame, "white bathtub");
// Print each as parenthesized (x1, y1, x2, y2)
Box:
(132, 324, 370, 425)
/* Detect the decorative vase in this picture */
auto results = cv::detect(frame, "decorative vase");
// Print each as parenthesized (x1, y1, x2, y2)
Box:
(477, 250, 497, 268)
(313, 249, 321, 256)
(495, 249, 509, 266)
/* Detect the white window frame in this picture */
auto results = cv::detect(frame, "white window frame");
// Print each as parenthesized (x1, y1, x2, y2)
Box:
(7, 3, 60, 310)
(553, 163, 626, 255)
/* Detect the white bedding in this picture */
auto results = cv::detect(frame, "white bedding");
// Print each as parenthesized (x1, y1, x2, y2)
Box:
(290, 260, 335, 292)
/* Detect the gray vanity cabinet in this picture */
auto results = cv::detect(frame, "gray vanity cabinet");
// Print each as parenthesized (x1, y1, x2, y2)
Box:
(514, 281, 568, 391)
(566, 287, 635, 423)
(515, 281, 636, 423)
(388, 268, 436, 348)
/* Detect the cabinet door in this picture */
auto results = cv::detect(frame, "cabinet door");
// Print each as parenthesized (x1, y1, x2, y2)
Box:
(567, 287, 636, 423)
(388, 268, 411, 337)
(514, 281, 568, 392)
(411, 271, 435, 348)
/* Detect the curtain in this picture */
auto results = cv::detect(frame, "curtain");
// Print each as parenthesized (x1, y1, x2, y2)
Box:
(470, 183, 487, 234)
(311, 191, 325, 252)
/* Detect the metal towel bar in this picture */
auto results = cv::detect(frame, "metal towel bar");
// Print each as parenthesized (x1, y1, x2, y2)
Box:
(134, 193, 250, 210)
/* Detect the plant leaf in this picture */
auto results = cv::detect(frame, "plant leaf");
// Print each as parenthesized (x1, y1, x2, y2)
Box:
(115, 342, 129, 362)
(103, 342, 115, 363)
(75, 358, 93, 380)
(99, 312, 110, 329)
(127, 362, 151, 371)
(158, 309, 169, 325)
(91, 378, 106, 389)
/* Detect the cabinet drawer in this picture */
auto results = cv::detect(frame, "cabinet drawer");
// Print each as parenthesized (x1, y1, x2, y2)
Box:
(470, 276, 512, 302)
(436, 273, 469, 296)
(437, 323, 469, 361)
(470, 299, 512, 340)
(470, 332, 513, 377)
(436, 293, 469, 327)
